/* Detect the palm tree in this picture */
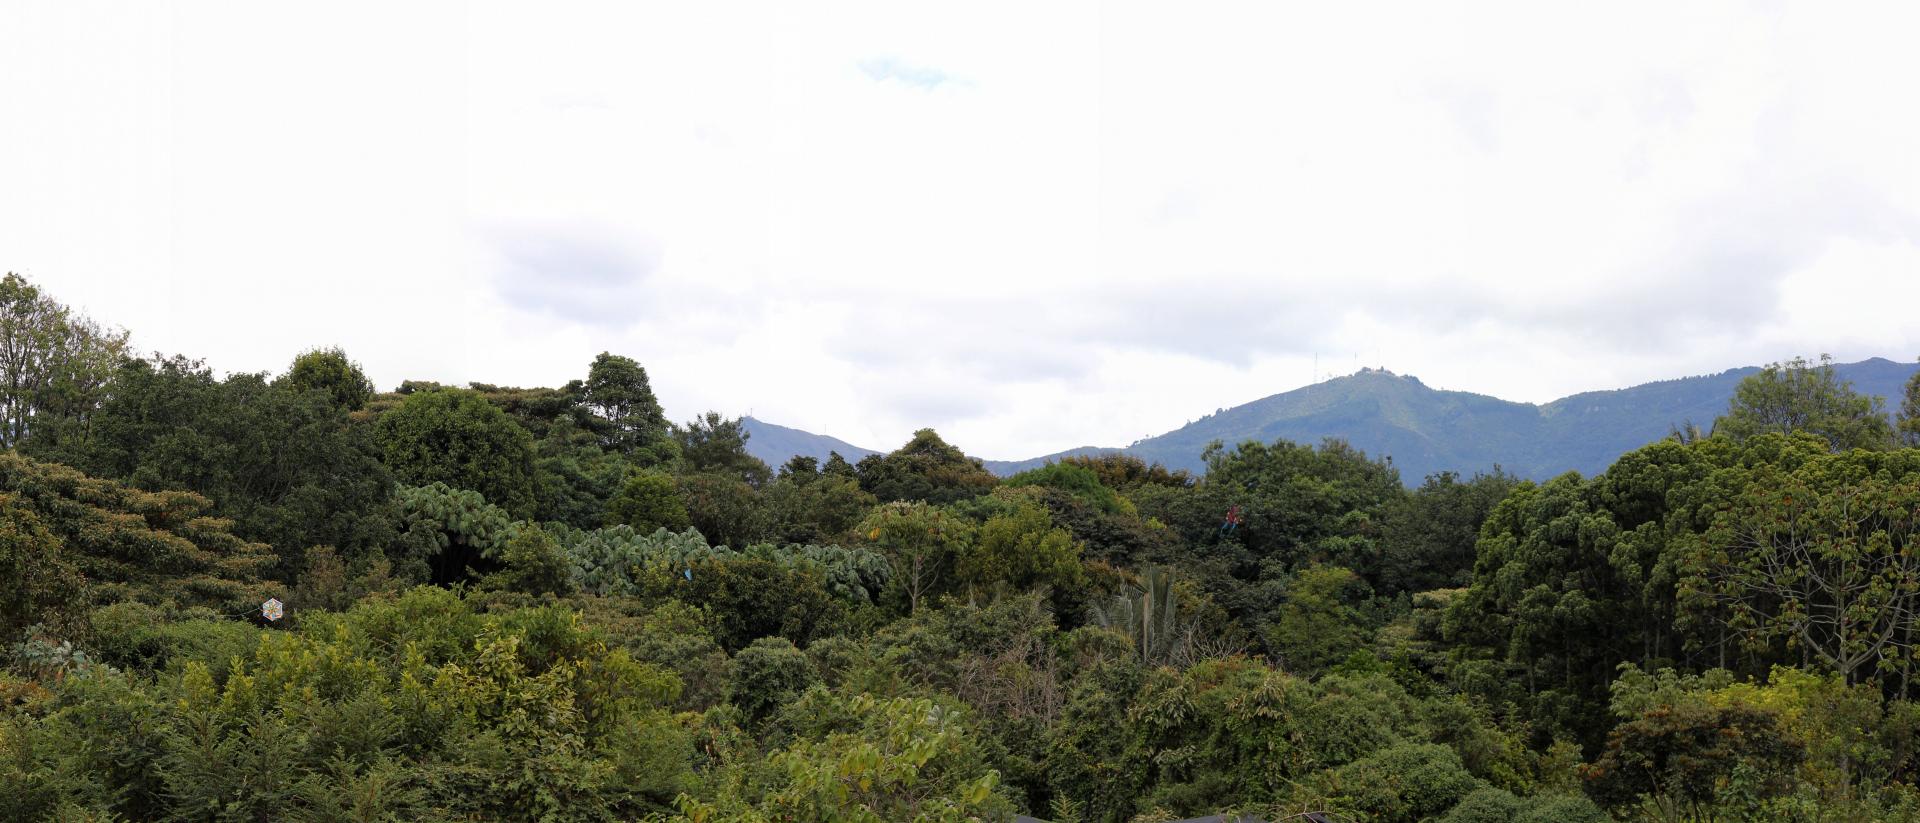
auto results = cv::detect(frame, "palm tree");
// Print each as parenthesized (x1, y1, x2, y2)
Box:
(1090, 566, 1188, 665)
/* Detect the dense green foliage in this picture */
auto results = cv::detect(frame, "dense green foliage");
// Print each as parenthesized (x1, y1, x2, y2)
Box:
(583, 352, 676, 465)
(1716, 354, 1897, 450)
(28, 354, 399, 573)
(377, 388, 541, 518)
(0, 273, 128, 449)
(285, 346, 376, 411)
(857, 428, 1000, 505)
(11, 276, 1920, 820)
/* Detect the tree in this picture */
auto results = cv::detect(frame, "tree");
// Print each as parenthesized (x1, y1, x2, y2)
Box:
(679, 556, 846, 651)
(392, 482, 516, 584)
(531, 413, 630, 528)
(0, 493, 85, 641)
(489, 524, 576, 596)
(675, 692, 1012, 823)
(1058, 453, 1194, 490)
(1715, 355, 1893, 452)
(1196, 437, 1402, 578)
(778, 455, 820, 483)
(282, 346, 374, 411)
(856, 429, 999, 505)
(822, 451, 857, 480)
(956, 500, 1084, 598)
(1379, 469, 1517, 595)
(1683, 454, 1920, 687)
(0, 452, 281, 613)
(678, 473, 771, 548)
(606, 471, 691, 532)
(0, 272, 129, 447)
(765, 472, 877, 545)
(1585, 697, 1802, 815)
(1269, 564, 1373, 675)
(1, 589, 691, 821)
(727, 637, 819, 723)
(455, 381, 584, 440)
(859, 501, 974, 614)
(1005, 463, 1126, 515)
(1442, 474, 1647, 743)
(32, 355, 398, 572)
(1898, 359, 1920, 448)
(1330, 742, 1485, 822)
(581, 352, 673, 463)
(677, 411, 772, 487)
(1090, 566, 1191, 666)
(375, 388, 539, 517)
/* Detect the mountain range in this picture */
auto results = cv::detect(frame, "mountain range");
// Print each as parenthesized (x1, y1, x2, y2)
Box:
(742, 357, 1920, 483)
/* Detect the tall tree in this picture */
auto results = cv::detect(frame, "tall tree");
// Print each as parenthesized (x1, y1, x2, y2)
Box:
(1715, 355, 1893, 451)
(530, 414, 628, 528)
(0, 273, 129, 447)
(1684, 454, 1920, 687)
(1188, 437, 1401, 587)
(765, 470, 877, 545)
(677, 472, 770, 548)
(1268, 563, 1373, 675)
(822, 450, 857, 479)
(581, 352, 673, 464)
(859, 501, 974, 613)
(1443, 473, 1646, 743)
(0, 492, 85, 641)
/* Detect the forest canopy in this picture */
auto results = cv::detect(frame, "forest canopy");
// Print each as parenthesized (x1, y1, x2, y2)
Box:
(5, 273, 1920, 821)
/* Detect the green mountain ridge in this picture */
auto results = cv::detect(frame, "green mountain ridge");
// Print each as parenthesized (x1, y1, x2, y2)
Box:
(744, 357, 1920, 482)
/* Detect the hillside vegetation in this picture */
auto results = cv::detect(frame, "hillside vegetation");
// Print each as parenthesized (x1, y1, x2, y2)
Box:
(6, 272, 1920, 821)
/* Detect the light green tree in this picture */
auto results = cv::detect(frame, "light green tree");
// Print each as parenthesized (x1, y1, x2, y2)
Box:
(606, 470, 692, 531)
(956, 499, 1084, 597)
(859, 501, 974, 613)
(1715, 355, 1893, 451)
(1269, 563, 1373, 675)
(673, 692, 1010, 823)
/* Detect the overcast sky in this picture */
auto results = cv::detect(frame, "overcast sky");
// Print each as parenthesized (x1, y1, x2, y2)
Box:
(5, 2, 1919, 459)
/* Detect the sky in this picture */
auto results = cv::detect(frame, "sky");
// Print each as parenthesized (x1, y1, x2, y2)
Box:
(5, 1, 1920, 460)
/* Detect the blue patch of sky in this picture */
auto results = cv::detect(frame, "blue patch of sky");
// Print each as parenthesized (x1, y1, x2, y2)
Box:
(857, 57, 952, 89)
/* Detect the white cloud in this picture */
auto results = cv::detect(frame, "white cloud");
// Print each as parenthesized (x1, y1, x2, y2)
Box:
(4, 0, 1918, 459)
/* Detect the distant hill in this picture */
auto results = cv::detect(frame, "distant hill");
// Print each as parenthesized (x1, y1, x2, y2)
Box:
(743, 358, 1920, 483)
(739, 417, 1111, 476)
(740, 417, 878, 469)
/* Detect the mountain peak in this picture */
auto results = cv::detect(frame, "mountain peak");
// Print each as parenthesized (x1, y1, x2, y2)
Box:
(741, 357, 1920, 485)
(1333, 366, 1426, 388)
